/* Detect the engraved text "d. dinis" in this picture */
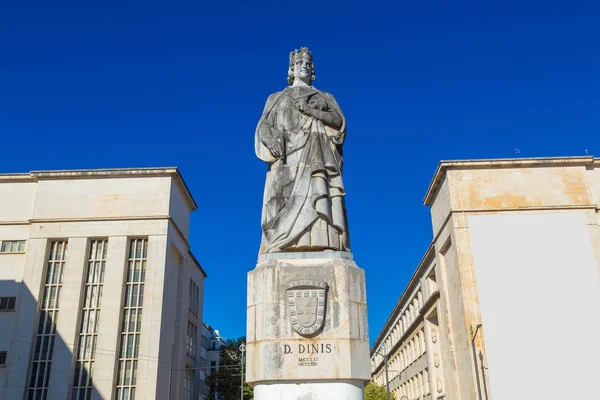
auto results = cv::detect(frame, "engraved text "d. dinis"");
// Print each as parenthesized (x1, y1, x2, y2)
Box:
(283, 343, 332, 354)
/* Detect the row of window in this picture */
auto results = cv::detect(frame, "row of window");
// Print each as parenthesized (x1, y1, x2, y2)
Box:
(388, 329, 427, 376)
(394, 369, 431, 400)
(374, 270, 439, 370)
(21, 238, 150, 400)
(3, 237, 199, 400)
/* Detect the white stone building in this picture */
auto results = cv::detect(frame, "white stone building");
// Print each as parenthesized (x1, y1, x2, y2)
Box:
(371, 156, 600, 400)
(198, 323, 224, 400)
(0, 167, 207, 400)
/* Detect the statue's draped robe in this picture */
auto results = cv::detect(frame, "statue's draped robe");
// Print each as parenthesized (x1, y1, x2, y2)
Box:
(255, 86, 350, 253)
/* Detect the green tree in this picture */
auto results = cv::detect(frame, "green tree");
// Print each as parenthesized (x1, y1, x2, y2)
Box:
(364, 382, 395, 400)
(207, 336, 253, 400)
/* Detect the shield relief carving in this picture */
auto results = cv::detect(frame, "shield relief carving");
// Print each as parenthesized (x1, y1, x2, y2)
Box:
(286, 280, 328, 337)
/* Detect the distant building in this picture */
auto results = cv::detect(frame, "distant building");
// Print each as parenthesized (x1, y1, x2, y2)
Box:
(0, 168, 207, 400)
(199, 323, 225, 399)
(371, 157, 600, 400)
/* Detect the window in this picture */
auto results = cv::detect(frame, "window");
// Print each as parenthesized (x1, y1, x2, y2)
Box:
(115, 238, 147, 400)
(184, 367, 194, 400)
(427, 270, 438, 295)
(0, 240, 25, 253)
(187, 321, 197, 359)
(189, 280, 199, 316)
(189, 281, 193, 312)
(0, 351, 6, 366)
(27, 240, 68, 400)
(71, 239, 107, 400)
(0, 297, 16, 311)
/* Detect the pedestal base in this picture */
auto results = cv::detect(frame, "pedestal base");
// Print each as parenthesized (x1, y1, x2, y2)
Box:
(254, 380, 364, 400)
(246, 251, 370, 400)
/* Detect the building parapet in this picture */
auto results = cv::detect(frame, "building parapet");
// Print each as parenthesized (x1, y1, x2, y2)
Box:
(0, 167, 198, 210)
(423, 155, 594, 206)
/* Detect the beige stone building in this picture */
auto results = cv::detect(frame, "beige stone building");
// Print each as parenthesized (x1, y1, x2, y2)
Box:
(371, 156, 600, 399)
(0, 168, 207, 400)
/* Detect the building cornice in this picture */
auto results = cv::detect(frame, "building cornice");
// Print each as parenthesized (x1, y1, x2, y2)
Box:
(423, 156, 595, 206)
(0, 173, 33, 182)
(0, 167, 198, 211)
(28, 215, 171, 224)
(188, 249, 208, 278)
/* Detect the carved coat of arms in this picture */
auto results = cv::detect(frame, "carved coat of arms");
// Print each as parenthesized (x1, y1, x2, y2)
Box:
(286, 280, 328, 337)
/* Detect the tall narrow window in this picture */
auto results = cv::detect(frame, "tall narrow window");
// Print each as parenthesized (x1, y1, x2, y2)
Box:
(188, 279, 199, 316)
(189, 280, 193, 312)
(183, 367, 194, 400)
(115, 238, 147, 400)
(71, 239, 107, 400)
(186, 321, 197, 359)
(26, 240, 68, 400)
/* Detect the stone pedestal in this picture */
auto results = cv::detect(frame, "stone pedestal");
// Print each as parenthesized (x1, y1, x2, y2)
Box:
(246, 251, 370, 400)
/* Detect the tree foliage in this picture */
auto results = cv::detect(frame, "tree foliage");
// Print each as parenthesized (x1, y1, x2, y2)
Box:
(364, 382, 395, 400)
(206, 336, 253, 400)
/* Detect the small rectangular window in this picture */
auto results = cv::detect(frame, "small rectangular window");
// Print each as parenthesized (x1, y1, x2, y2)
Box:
(0, 351, 7, 366)
(0, 297, 16, 311)
(0, 240, 26, 253)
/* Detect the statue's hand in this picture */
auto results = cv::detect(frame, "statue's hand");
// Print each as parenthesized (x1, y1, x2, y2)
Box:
(294, 100, 310, 114)
(267, 140, 284, 159)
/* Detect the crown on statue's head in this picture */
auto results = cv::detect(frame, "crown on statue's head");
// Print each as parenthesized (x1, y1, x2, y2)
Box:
(289, 47, 313, 65)
(287, 47, 315, 84)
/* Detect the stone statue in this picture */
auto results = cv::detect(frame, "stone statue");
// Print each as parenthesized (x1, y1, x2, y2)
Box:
(255, 48, 350, 254)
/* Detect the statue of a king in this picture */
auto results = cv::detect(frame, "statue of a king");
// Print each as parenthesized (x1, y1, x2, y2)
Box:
(255, 48, 350, 254)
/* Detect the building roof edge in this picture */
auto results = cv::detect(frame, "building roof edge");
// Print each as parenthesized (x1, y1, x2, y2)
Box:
(0, 167, 198, 210)
(423, 156, 595, 206)
(188, 249, 207, 278)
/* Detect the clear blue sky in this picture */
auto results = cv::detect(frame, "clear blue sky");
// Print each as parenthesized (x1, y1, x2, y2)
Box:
(2, 1, 599, 344)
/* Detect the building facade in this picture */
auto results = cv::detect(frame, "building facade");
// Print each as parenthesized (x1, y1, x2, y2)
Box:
(371, 157, 600, 399)
(0, 168, 207, 400)
(199, 323, 224, 400)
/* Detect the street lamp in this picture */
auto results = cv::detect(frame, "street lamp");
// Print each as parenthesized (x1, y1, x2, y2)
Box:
(373, 343, 390, 400)
(470, 323, 488, 400)
(239, 343, 246, 400)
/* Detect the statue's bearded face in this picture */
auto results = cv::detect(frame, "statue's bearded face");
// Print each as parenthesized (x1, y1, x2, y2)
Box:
(293, 57, 313, 81)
